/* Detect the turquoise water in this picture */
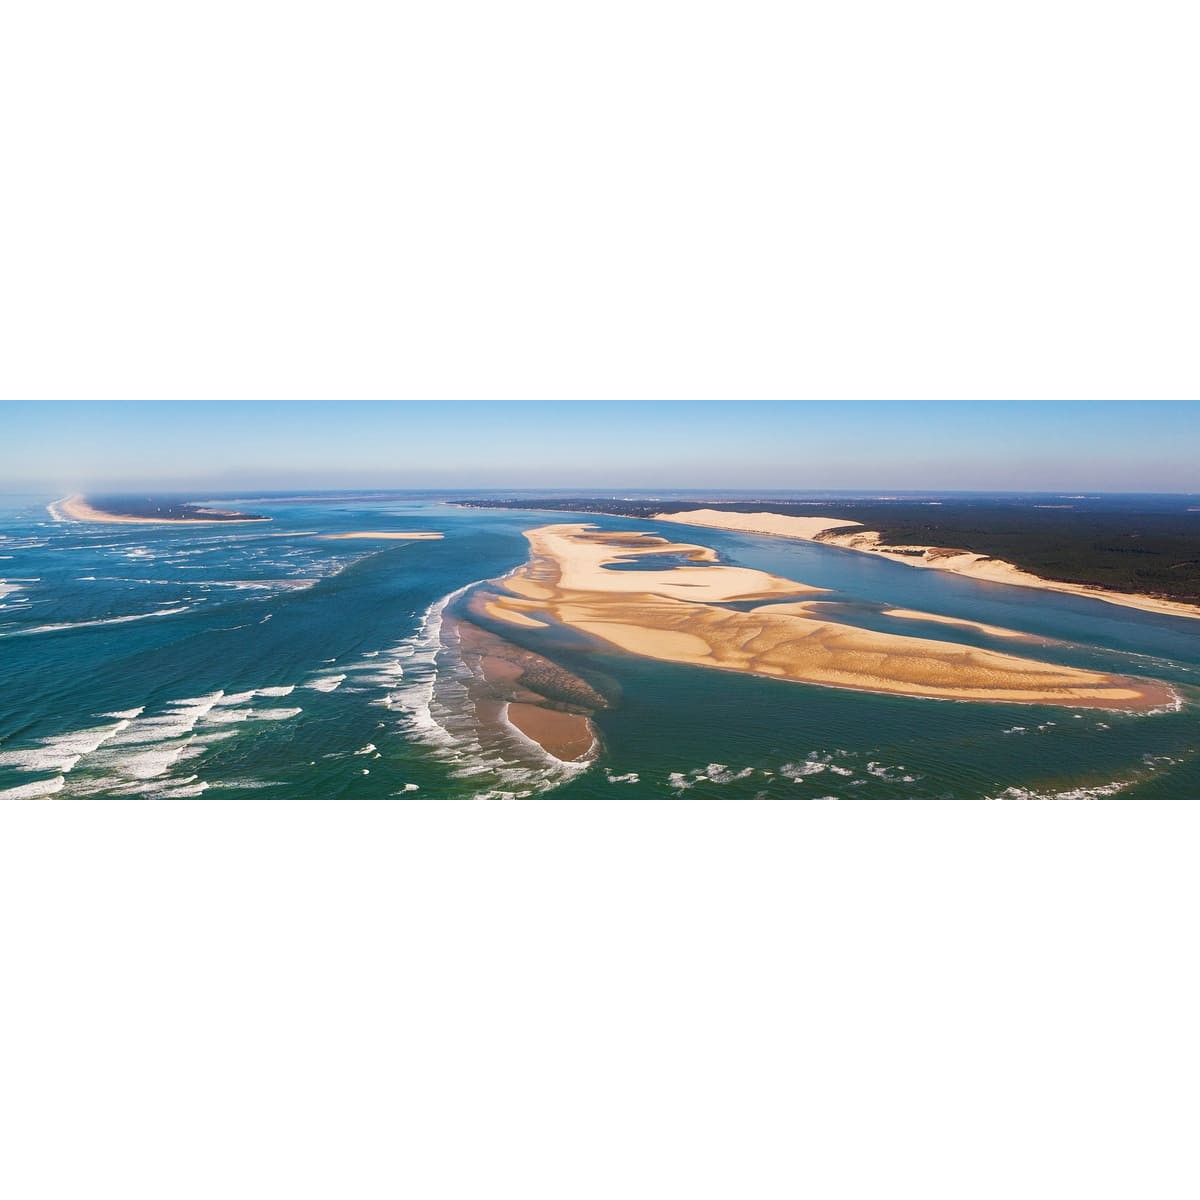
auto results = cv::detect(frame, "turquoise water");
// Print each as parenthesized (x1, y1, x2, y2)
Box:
(1, 494, 1198, 799)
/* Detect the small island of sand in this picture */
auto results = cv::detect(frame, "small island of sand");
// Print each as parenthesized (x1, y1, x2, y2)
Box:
(471, 524, 1175, 710)
(317, 531, 444, 540)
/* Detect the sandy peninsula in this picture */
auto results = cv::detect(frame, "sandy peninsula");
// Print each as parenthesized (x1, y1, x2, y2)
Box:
(318, 531, 444, 540)
(476, 524, 1174, 709)
(48, 495, 269, 525)
(654, 509, 1200, 622)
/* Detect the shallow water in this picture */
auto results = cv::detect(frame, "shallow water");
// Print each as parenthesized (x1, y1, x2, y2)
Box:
(1, 494, 1197, 799)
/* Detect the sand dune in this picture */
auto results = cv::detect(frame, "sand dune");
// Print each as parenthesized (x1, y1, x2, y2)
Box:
(655, 509, 861, 540)
(479, 525, 1174, 709)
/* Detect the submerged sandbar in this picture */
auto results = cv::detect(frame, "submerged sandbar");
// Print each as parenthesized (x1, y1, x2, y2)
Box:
(479, 524, 1175, 710)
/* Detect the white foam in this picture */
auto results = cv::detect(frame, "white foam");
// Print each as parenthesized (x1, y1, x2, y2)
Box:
(354, 743, 377, 755)
(993, 779, 1132, 800)
(396, 783, 419, 794)
(780, 760, 828, 779)
(202, 706, 301, 724)
(704, 763, 754, 784)
(0, 775, 66, 799)
(0, 606, 191, 637)
(606, 771, 640, 784)
(0, 720, 130, 774)
(101, 708, 146, 719)
(255, 685, 294, 697)
(117, 741, 195, 780)
(304, 674, 346, 692)
(865, 761, 920, 783)
(667, 772, 695, 790)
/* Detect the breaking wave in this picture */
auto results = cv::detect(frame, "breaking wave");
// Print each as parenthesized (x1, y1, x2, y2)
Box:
(381, 587, 592, 798)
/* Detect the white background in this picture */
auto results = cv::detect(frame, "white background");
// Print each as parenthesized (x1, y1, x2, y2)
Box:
(3, 3, 1200, 1197)
(1, 1, 1197, 399)
(4, 804, 1199, 1198)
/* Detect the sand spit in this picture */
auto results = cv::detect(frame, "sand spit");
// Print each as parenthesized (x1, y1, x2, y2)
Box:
(877, 608, 1035, 640)
(479, 525, 1174, 709)
(317, 531, 444, 540)
(49, 495, 269, 525)
(654, 509, 1200, 622)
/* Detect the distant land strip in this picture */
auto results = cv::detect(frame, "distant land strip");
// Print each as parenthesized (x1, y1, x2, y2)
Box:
(49, 495, 270, 524)
(455, 497, 1200, 618)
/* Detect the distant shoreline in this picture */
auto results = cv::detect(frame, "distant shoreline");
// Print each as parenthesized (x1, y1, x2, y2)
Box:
(653, 509, 1200, 623)
(48, 495, 271, 525)
(455, 500, 1200, 623)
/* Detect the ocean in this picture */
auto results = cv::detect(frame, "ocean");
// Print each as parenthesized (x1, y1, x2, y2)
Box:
(1, 493, 1197, 799)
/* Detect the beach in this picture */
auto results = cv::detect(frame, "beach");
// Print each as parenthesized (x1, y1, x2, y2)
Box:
(479, 524, 1175, 709)
(654, 509, 1200, 621)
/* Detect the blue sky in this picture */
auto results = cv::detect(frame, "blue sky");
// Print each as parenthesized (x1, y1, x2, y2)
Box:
(1, 401, 1196, 493)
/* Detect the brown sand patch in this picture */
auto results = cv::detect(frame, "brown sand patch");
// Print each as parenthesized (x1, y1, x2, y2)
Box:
(506, 703, 596, 762)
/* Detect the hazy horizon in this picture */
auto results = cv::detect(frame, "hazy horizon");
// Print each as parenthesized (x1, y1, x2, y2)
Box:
(3, 401, 1197, 493)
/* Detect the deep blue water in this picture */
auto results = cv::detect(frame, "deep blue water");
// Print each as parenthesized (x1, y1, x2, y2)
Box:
(1, 494, 1197, 799)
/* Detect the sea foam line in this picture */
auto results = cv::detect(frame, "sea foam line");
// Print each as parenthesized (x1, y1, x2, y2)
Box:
(0, 607, 191, 637)
(383, 585, 592, 797)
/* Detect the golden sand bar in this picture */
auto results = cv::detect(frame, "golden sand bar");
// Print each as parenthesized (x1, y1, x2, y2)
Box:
(653, 509, 1200, 622)
(480, 525, 1174, 709)
(317, 531, 444, 540)
(48, 495, 268, 525)
(877, 608, 1035, 640)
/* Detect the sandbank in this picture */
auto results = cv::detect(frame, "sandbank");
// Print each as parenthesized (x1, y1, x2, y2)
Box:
(479, 525, 1173, 710)
(317, 531, 444, 540)
(653, 509, 1200, 622)
(878, 608, 1035, 640)
(48, 495, 269, 526)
